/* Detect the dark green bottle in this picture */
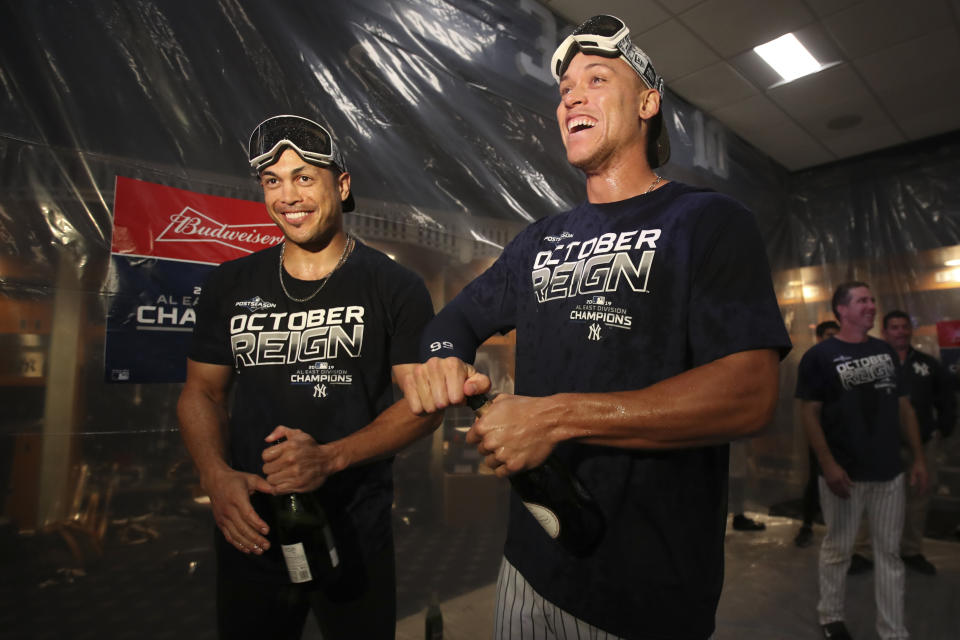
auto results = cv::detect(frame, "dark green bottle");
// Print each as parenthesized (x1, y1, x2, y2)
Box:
(466, 394, 606, 557)
(424, 592, 443, 640)
(271, 490, 340, 585)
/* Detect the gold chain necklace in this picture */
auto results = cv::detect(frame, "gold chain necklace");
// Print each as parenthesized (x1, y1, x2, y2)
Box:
(278, 235, 354, 303)
(645, 175, 663, 193)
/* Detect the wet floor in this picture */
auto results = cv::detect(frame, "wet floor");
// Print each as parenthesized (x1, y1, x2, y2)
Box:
(397, 513, 960, 640)
(4, 509, 956, 639)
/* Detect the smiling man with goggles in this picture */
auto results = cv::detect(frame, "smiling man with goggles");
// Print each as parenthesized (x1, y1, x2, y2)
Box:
(247, 115, 355, 211)
(551, 14, 670, 168)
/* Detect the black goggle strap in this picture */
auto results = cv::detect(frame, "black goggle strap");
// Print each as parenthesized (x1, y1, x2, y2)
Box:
(615, 38, 663, 96)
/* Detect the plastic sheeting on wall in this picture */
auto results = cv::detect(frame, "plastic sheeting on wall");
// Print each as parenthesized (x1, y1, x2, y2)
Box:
(1, 0, 959, 534)
(0, 0, 788, 286)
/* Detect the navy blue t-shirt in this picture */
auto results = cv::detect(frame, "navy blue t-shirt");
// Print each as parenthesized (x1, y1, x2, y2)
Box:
(189, 240, 433, 583)
(901, 348, 955, 441)
(795, 336, 906, 481)
(422, 181, 791, 639)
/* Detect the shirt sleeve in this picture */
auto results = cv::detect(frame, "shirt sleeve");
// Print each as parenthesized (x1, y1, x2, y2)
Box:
(187, 265, 234, 366)
(384, 267, 435, 366)
(687, 199, 792, 367)
(795, 347, 824, 401)
(418, 239, 521, 363)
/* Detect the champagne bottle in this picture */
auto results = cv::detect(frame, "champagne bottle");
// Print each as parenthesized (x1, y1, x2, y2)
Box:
(270, 489, 341, 585)
(424, 591, 443, 640)
(465, 394, 605, 557)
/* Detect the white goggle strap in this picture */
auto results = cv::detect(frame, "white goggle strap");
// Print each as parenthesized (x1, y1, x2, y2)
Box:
(249, 139, 337, 171)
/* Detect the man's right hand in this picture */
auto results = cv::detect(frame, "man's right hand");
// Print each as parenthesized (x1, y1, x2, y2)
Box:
(204, 468, 274, 554)
(821, 460, 853, 498)
(399, 356, 491, 414)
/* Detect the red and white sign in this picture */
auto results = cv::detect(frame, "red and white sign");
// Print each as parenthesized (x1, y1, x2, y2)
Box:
(936, 320, 960, 348)
(111, 176, 281, 265)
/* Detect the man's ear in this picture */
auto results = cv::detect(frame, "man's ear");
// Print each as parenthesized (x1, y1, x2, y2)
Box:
(638, 87, 661, 120)
(338, 171, 351, 203)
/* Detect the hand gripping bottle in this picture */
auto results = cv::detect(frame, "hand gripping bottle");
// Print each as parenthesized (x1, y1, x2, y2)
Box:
(466, 395, 605, 556)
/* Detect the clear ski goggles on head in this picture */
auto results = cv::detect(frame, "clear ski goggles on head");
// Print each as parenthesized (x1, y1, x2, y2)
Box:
(248, 115, 355, 211)
(550, 14, 664, 98)
(248, 115, 348, 174)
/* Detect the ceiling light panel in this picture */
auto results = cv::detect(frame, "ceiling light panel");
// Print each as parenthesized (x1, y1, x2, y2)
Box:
(754, 33, 822, 82)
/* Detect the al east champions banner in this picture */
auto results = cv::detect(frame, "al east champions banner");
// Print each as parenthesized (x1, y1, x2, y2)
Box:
(936, 319, 960, 382)
(105, 176, 279, 383)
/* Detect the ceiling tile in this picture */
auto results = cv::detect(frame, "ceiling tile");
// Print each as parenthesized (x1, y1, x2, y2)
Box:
(893, 77, 960, 140)
(898, 98, 960, 141)
(820, 122, 906, 159)
(803, 0, 862, 18)
(711, 94, 790, 141)
(633, 19, 720, 81)
(746, 119, 834, 171)
(855, 28, 960, 140)
(855, 28, 960, 96)
(822, 0, 954, 59)
(766, 64, 884, 130)
(544, 0, 669, 29)
(668, 61, 759, 112)
(678, 0, 815, 57)
(655, 0, 706, 14)
(607, 0, 672, 32)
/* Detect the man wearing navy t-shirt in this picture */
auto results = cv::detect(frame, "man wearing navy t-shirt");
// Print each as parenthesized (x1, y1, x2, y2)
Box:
(796, 282, 928, 640)
(851, 309, 956, 575)
(178, 115, 439, 639)
(400, 14, 791, 640)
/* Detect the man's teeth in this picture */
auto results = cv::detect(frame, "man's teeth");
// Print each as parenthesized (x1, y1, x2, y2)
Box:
(568, 118, 596, 132)
(284, 211, 309, 220)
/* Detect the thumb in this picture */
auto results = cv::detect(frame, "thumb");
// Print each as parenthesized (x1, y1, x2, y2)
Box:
(464, 371, 492, 397)
(264, 425, 290, 444)
(248, 473, 275, 495)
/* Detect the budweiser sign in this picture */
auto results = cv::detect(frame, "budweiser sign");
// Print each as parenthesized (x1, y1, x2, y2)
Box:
(111, 176, 279, 265)
(936, 320, 960, 348)
(156, 207, 283, 252)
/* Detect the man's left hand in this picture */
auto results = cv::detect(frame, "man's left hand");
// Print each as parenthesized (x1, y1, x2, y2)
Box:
(262, 426, 345, 493)
(908, 458, 929, 495)
(466, 394, 558, 478)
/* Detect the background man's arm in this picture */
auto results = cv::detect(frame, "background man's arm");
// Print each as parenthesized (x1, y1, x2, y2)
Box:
(935, 359, 957, 438)
(899, 396, 929, 492)
(262, 363, 443, 493)
(177, 359, 273, 554)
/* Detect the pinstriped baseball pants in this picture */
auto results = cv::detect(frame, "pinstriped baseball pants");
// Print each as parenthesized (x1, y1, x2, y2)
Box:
(494, 558, 718, 640)
(818, 473, 908, 640)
